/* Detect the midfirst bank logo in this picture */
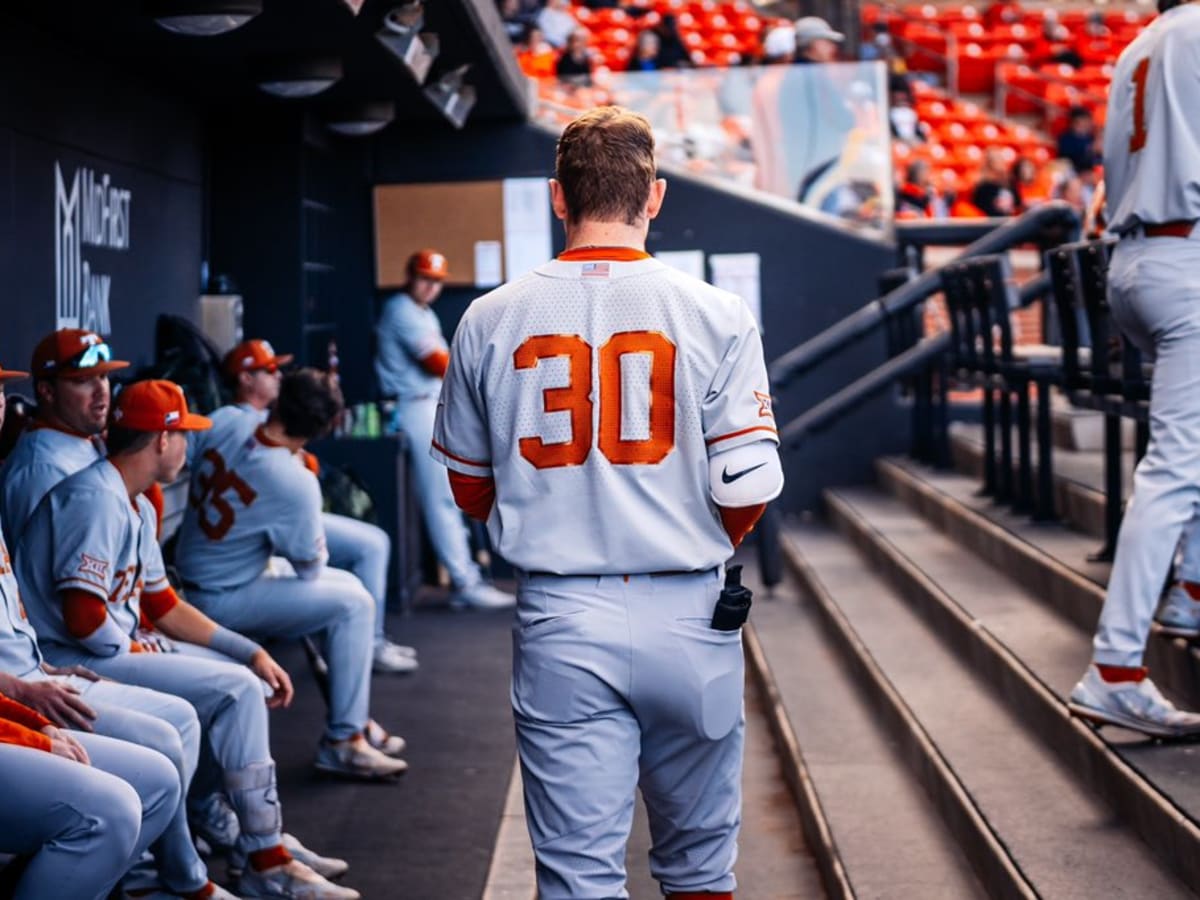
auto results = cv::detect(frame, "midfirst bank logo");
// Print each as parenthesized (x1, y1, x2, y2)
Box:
(54, 162, 132, 334)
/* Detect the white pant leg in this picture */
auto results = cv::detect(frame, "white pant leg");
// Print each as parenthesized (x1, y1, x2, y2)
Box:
(394, 397, 481, 590)
(40, 646, 282, 855)
(323, 512, 392, 642)
(189, 568, 374, 741)
(1095, 235, 1200, 666)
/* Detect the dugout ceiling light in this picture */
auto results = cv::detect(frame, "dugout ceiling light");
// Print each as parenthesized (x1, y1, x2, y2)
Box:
(150, 0, 262, 36)
(325, 100, 396, 137)
(255, 56, 344, 99)
(424, 65, 476, 130)
(377, 3, 439, 85)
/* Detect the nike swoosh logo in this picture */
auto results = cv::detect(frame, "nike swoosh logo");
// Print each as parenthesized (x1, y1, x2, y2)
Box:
(722, 462, 767, 484)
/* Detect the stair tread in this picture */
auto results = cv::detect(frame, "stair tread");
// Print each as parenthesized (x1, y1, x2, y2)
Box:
(788, 507, 1192, 898)
(875, 457, 1200, 825)
(745, 545, 985, 899)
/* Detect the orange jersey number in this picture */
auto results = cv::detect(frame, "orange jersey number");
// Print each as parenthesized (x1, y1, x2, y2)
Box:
(515, 331, 676, 469)
(1130, 57, 1150, 153)
(190, 449, 258, 540)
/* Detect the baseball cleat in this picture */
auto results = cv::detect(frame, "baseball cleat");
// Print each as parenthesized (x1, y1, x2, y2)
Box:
(314, 735, 408, 781)
(121, 881, 240, 899)
(364, 719, 407, 757)
(1154, 583, 1200, 639)
(237, 858, 360, 899)
(372, 640, 418, 674)
(1067, 666, 1200, 738)
(230, 834, 349, 883)
(450, 583, 516, 610)
(190, 792, 240, 856)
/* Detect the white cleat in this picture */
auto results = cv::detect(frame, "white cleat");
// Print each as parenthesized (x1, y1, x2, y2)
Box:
(122, 882, 240, 899)
(372, 640, 419, 674)
(1154, 583, 1200, 639)
(364, 719, 407, 758)
(1068, 665, 1200, 738)
(314, 735, 408, 781)
(450, 583, 516, 610)
(229, 834, 349, 883)
(237, 858, 360, 899)
(190, 792, 240, 856)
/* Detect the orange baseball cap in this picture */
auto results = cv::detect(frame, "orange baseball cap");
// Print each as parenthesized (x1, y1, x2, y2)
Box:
(223, 339, 294, 377)
(111, 380, 211, 432)
(31, 329, 130, 379)
(0, 363, 28, 383)
(408, 249, 450, 281)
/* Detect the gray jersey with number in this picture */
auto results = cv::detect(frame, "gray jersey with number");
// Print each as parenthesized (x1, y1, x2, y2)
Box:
(16, 460, 169, 654)
(1105, 3, 1200, 234)
(175, 418, 327, 591)
(432, 256, 779, 575)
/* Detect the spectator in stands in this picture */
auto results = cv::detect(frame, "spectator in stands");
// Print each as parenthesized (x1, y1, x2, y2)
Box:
(860, 21, 894, 62)
(1057, 107, 1101, 174)
(896, 160, 937, 218)
(1053, 173, 1087, 214)
(1009, 156, 1039, 212)
(971, 147, 1017, 216)
(536, 0, 577, 48)
(628, 30, 662, 72)
(517, 24, 557, 78)
(761, 24, 796, 64)
(652, 14, 691, 69)
(794, 16, 844, 64)
(889, 76, 925, 145)
(498, 0, 535, 42)
(556, 28, 594, 85)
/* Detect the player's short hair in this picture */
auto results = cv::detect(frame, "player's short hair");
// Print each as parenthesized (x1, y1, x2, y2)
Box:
(555, 106, 656, 226)
(272, 368, 344, 441)
(105, 426, 158, 458)
(1159, 0, 1182, 12)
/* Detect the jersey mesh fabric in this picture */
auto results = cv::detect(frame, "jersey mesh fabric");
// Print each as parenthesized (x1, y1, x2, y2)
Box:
(0, 531, 42, 677)
(1104, 3, 1200, 233)
(432, 257, 778, 575)
(0, 427, 104, 543)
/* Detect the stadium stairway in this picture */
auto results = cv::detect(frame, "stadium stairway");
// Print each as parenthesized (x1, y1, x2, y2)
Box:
(747, 430, 1200, 897)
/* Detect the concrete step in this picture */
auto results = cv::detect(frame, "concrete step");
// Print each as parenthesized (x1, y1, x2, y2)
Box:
(824, 484, 1200, 895)
(876, 455, 1200, 711)
(743, 555, 984, 900)
(1051, 401, 1138, 453)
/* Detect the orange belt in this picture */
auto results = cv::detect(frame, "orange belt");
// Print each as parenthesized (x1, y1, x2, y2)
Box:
(1144, 219, 1197, 238)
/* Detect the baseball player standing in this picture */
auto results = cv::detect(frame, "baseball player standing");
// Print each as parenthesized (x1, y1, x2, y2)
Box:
(1068, 0, 1200, 737)
(204, 338, 417, 674)
(375, 249, 515, 610)
(14, 380, 360, 900)
(432, 107, 783, 899)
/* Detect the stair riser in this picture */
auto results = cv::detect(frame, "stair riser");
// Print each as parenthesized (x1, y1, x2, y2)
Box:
(877, 458, 1200, 712)
(825, 490, 1200, 894)
(780, 537, 1037, 900)
(743, 626, 856, 900)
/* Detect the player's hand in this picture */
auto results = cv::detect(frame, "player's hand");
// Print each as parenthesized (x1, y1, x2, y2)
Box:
(250, 650, 294, 709)
(43, 726, 90, 765)
(40, 662, 100, 682)
(10, 679, 97, 732)
(130, 641, 161, 653)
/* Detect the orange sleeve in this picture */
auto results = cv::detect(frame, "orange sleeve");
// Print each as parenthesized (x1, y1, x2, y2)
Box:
(143, 482, 165, 541)
(0, 720, 52, 753)
(62, 589, 108, 640)
(141, 586, 181, 622)
(0, 694, 53, 732)
(420, 349, 450, 378)
(448, 471, 496, 522)
(300, 451, 320, 476)
(718, 504, 767, 549)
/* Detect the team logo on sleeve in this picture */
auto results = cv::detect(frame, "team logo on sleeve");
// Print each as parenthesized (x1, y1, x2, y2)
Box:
(78, 553, 110, 583)
(754, 391, 774, 418)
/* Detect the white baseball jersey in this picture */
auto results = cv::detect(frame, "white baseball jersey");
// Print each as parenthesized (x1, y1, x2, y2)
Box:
(0, 425, 103, 545)
(175, 421, 327, 591)
(432, 256, 779, 575)
(375, 291, 449, 401)
(186, 402, 264, 470)
(1104, 3, 1200, 234)
(0, 529, 43, 677)
(16, 460, 169, 655)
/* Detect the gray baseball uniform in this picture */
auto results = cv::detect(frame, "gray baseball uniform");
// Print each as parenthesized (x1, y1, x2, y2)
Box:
(176, 419, 373, 742)
(1091, 2, 1200, 667)
(433, 254, 780, 897)
(0, 425, 103, 544)
(16, 459, 287, 856)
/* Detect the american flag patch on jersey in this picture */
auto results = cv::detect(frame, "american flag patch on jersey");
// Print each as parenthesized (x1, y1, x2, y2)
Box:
(581, 262, 611, 278)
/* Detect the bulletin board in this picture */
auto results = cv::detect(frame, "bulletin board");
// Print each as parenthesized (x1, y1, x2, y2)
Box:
(373, 181, 505, 288)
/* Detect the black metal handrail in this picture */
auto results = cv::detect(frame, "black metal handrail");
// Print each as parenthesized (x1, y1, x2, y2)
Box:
(769, 202, 1080, 390)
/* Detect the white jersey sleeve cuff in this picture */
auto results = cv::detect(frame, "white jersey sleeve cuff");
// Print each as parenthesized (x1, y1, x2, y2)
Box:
(709, 439, 784, 507)
(429, 440, 493, 478)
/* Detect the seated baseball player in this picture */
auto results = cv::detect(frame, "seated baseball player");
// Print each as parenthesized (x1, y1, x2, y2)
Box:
(0, 691, 180, 900)
(204, 338, 416, 675)
(175, 368, 407, 780)
(14, 379, 361, 900)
